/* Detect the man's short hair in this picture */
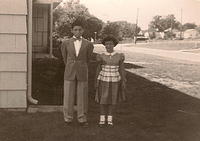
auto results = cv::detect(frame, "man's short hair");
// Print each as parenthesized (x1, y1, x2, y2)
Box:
(72, 18, 85, 29)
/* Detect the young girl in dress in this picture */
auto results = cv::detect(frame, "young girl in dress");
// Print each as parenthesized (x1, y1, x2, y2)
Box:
(95, 35, 126, 127)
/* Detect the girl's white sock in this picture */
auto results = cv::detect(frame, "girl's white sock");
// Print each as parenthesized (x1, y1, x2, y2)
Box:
(107, 115, 113, 122)
(100, 115, 105, 122)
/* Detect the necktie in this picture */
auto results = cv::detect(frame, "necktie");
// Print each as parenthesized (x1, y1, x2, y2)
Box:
(74, 37, 81, 41)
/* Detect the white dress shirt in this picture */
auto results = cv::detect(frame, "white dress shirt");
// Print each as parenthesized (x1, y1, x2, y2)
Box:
(73, 36, 82, 57)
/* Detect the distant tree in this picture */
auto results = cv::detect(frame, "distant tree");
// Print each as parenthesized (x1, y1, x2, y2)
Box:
(196, 26, 200, 33)
(114, 21, 140, 38)
(53, 0, 103, 39)
(84, 17, 103, 40)
(149, 14, 181, 32)
(183, 23, 197, 31)
(149, 15, 163, 32)
(101, 21, 140, 40)
(101, 22, 122, 40)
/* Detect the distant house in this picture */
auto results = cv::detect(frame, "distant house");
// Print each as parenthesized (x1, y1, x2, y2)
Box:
(0, 0, 62, 109)
(153, 32, 164, 39)
(147, 28, 165, 39)
(144, 32, 150, 38)
(138, 30, 144, 36)
(183, 29, 200, 39)
(172, 29, 181, 39)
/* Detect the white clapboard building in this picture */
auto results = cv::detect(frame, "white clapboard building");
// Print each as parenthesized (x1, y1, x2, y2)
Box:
(0, 0, 62, 109)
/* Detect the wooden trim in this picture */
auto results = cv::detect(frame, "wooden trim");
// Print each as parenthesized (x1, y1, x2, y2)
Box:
(0, 13, 27, 16)
(0, 33, 27, 35)
(27, 0, 38, 105)
(0, 89, 27, 91)
(0, 32, 27, 35)
(0, 52, 26, 54)
(0, 71, 27, 73)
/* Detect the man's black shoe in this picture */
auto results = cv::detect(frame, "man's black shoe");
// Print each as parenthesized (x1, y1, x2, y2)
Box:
(79, 122, 89, 128)
(65, 121, 72, 126)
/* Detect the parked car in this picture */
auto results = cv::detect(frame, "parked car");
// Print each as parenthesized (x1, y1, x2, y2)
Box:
(136, 35, 149, 42)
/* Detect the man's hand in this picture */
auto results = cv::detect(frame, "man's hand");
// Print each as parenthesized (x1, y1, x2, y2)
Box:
(122, 79, 126, 89)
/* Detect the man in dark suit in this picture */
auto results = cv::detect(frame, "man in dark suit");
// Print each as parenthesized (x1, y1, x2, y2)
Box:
(61, 19, 94, 127)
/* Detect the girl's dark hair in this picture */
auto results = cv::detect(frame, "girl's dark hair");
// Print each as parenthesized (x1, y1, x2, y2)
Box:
(102, 35, 119, 46)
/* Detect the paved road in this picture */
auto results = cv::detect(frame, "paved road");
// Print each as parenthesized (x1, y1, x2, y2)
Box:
(94, 44, 200, 63)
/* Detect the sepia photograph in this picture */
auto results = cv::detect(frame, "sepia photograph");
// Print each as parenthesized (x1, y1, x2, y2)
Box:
(0, 0, 200, 140)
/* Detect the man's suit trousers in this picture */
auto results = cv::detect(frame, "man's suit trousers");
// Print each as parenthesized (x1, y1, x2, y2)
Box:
(63, 80, 88, 123)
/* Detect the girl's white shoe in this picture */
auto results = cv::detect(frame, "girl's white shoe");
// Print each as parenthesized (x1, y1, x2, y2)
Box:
(99, 115, 106, 127)
(107, 115, 114, 126)
(107, 121, 113, 126)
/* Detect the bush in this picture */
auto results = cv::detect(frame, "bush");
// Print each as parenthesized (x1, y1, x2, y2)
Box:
(33, 58, 65, 86)
(32, 58, 65, 105)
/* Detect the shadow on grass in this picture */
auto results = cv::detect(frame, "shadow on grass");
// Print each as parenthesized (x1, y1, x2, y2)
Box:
(8, 53, 199, 141)
(124, 63, 144, 69)
(31, 53, 144, 105)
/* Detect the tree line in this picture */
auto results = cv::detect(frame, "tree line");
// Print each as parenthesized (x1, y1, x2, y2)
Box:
(53, 0, 140, 41)
(53, 0, 200, 41)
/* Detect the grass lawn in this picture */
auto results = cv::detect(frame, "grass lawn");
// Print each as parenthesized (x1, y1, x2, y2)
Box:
(1, 49, 200, 141)
(123, 51, 200, 99)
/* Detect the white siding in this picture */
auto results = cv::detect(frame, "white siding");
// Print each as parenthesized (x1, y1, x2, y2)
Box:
(0, 0, 27, 15)
(0, 72, 26, 90)
(0, 54, 27, 71)
(0, 15, 27, 34)
(0, 91, 26, 108)
(0, 0, 28, 108)
(0, 34, 27, 52)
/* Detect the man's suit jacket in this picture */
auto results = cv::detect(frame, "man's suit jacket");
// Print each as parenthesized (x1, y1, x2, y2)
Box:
(61, 37, 94, 81)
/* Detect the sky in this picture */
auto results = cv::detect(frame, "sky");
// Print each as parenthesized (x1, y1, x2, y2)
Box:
(73, 0, 200, 30)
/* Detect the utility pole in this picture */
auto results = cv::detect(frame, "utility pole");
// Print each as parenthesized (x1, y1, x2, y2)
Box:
(180, 8, 183, 39)
(94, 32, 97, 42)
(170, 16, 173, 40)
(134, 8, 139, 44)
